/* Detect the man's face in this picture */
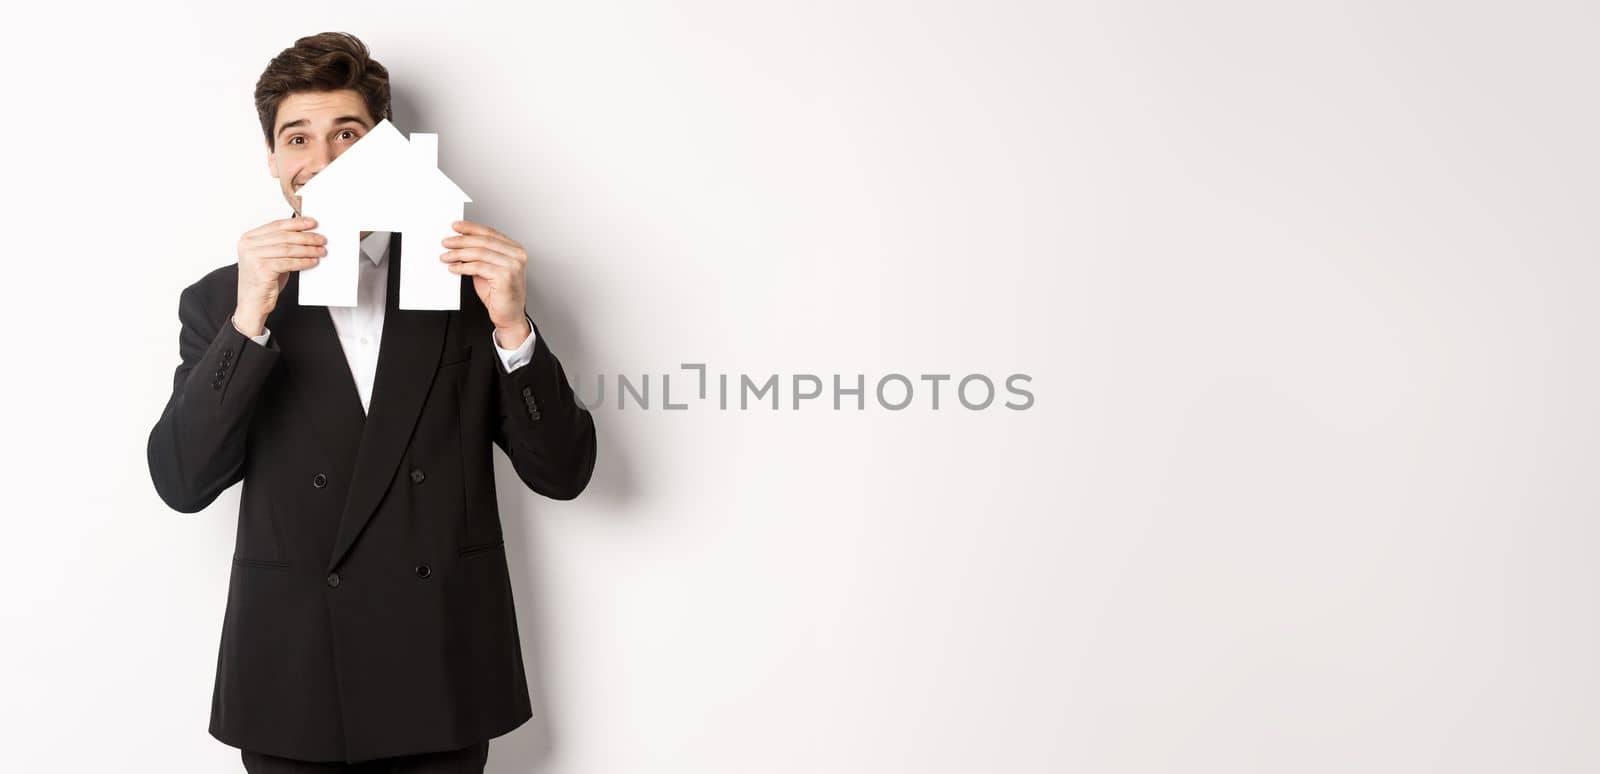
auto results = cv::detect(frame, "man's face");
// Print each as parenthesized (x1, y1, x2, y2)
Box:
(267, 89, 376, 214)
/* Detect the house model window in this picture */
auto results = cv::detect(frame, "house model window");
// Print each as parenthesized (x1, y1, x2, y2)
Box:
(296, 119, 472, 311)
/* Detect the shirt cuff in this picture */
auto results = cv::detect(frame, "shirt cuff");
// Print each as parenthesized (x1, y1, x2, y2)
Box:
(232, 317, 272, 347)
(492, 314, 537, 373)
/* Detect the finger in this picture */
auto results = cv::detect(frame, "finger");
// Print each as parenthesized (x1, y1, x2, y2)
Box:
(245, 216, 317, 238)
(442, 235, 525, 264)
(245, 243, 326, 262)
(445, 261, 508, 280)
(439, 247, 515, 267)
(243, 218, 294, 239)
(451, 220, 506, 239)
(247, 242, 326, 259)
(245, 230, 326, 249)
(276, 216, 319, 231)
(441, 234, 519, 253)
(265, 257, 322, 273)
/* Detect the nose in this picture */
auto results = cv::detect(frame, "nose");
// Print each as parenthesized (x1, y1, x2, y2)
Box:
(299, 144, 340, 183)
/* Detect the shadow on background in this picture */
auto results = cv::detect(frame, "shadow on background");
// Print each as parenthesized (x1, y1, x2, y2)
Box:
(396, 87, 641, 773)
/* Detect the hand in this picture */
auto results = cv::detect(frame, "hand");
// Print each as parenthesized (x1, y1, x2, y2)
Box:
(440, 220, 530, 346)
(234, 216, 325, 335)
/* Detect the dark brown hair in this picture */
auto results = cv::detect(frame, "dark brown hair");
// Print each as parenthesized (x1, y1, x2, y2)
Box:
(254, 32, 393, 150)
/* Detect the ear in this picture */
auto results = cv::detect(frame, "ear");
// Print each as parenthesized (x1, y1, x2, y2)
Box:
(266, 139, 278, 178)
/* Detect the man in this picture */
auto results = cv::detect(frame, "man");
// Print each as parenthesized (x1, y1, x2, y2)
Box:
(146, 32, 597, 772)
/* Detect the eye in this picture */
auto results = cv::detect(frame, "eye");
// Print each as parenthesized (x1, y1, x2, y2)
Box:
(287, 135, 304, 145)
(339, 129, 359, 141)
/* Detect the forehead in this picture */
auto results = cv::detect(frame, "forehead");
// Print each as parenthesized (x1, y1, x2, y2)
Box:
(275, 90, 374, 133)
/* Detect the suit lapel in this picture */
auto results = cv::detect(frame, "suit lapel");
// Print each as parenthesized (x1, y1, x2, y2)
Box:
(326, 232, 448, 571)
(274, 269, 368, 487)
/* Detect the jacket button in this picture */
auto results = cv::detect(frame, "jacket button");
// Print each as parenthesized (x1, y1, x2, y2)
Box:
(410, 468, 425, 484)
(312, 473, 328, 488)
(521, 386, 532, 397)
(415, 563, 432, 579)
(326, 572, 341, 588)
(212, 379, 223, 390)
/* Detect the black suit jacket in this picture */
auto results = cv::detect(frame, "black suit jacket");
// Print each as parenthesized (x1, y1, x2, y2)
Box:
(146, 232, 597, 763)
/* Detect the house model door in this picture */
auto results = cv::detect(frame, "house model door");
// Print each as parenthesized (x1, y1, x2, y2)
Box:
(294, 121, 472, 311)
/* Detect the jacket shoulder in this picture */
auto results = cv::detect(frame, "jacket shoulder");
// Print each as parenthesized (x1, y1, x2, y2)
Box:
(177, 263, 239, 328)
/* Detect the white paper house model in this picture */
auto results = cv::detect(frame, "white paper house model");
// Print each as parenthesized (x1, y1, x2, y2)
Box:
(295, 119, 471, 310)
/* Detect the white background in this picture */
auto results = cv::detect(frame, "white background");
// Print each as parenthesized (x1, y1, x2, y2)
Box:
(3, 1, 1596, 771)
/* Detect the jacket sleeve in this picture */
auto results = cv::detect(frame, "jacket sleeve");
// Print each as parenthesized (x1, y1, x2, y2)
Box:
(491, 316, 597, 501)
(146, 282, 283, 513)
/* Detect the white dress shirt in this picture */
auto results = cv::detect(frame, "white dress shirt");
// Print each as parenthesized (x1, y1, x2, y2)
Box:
(232, 230, 537, 414)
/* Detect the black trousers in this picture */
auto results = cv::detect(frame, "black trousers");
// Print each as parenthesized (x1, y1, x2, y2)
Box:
(240, 741, 489, 773)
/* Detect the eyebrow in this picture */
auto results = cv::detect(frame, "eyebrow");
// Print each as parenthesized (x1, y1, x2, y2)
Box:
(276, 115, 371, 139)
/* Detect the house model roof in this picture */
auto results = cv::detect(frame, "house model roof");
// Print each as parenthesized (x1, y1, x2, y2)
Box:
(296, 119, 471, 204)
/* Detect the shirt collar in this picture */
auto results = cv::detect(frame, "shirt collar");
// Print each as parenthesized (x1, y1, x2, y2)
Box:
(360, 231, 392, 267)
